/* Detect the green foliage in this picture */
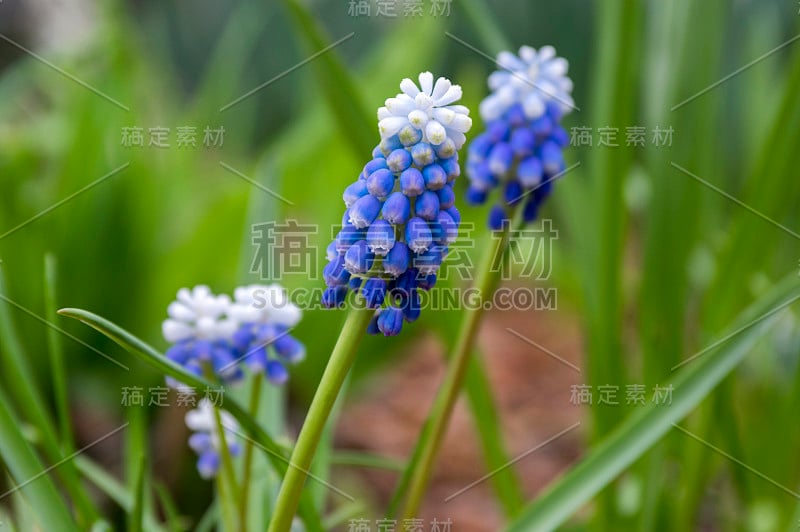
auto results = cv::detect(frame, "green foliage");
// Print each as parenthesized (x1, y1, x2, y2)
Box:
(0, 0, 798, 530)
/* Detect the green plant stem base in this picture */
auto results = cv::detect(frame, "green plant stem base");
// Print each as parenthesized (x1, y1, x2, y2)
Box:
(268, 305, 375, 532)
(400, 216, 519, 520)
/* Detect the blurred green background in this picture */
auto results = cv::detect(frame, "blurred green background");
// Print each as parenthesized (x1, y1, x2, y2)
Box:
(1, 0, 799, 530)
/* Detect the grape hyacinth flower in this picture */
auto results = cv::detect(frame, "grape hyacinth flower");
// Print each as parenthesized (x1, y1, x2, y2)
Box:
(162, 285, 243, 385)
(466, 45, 574, 229)
(162, 283, 305, 386)
(228, 284, 305, 385)
(322, 72, 472, 337)
(185, 399, 241, 479)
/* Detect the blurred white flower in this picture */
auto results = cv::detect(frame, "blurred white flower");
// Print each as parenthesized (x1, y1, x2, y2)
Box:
(162, 285, 237, 343)
(480, 45, 575, 122)
(229, 283, 302, 327)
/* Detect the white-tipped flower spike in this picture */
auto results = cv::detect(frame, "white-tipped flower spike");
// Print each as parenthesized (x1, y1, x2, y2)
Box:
(228, 284, 305, 385)
(378, 72, 472, 150)
(162, 285, 243, 386)
(162, 283, 305, 387)
(479, 45, 575, 123)
(466, 45, 573, 231)
(185, 399, 241, 479)
(324, 73, 472, 337)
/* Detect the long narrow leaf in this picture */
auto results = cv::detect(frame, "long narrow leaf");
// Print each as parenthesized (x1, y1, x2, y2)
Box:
(128, 453, 146, 532)
(507, 275, 800, 531)
(281, 0, 375, 157)
(0, 388, 77, 532)
(465, 353, 525, 517)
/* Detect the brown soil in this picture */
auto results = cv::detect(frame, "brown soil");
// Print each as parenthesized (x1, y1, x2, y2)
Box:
(336, 307, 586, 531)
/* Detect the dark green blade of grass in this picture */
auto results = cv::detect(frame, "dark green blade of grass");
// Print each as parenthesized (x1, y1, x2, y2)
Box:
(280, 0, 375, 157)
(460, 0, 512, 55)
(579, 1, 643, 527)
(506, 275, 800, 532)
(44, 255, 74, 450)
(0, 387, 77, 532)
(637, 0, 725, 528)
(0, 266, 96, 524)
(127, 453, 146, 532)
(465, 352, 526, 517)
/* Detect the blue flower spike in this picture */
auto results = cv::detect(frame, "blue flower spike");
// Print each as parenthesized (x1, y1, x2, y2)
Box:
(162, 283, 305, 389)
(467, 45, 574, 229)
(322, 72, 473, 336)
(228, 284, 305, 385)
(185, 399, 242, 479)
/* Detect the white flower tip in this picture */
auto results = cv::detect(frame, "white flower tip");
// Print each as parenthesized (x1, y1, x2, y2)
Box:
(399, 78, 419, 97)
(418, 71, 434, 94)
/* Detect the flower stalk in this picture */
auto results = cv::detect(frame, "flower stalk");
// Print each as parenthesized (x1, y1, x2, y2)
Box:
(238, 372, 263, 531)
(400, 208, 522, 519)
(268, 305, 375, 532)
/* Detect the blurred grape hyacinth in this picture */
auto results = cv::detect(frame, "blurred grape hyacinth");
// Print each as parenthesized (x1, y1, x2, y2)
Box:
(466, 45, 574, 229)
(185, 399, 242, 479)
(162, 284, 304, 386)
(322, 72, 472, 337)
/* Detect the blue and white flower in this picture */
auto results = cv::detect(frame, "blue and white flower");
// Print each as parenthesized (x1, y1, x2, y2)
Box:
(323, 73, 472, 337)
(228, 284, 305, 385)
(185, 399, 241, 479)
(162, 285, 243, 385)
(162, 283, 305, 386)
(479, 45, 574, 122)
(466, 45, 573, 229)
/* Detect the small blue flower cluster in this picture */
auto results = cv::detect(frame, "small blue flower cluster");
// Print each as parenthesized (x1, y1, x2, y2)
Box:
(322, 73, 472, 336)
(162, 284, 304, 386)
(185, 399, 242, 479)
(466, 45, 574, 229)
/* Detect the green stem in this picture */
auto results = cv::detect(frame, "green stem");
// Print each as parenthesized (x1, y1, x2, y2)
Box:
(215, 471, 237, 532)
(268, 305, 374, 532)
(401, 216, 519, 520)
(239, 372, 263, 531)
(212, 400, 239, 531)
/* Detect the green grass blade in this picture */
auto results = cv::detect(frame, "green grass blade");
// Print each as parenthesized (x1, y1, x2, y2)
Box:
(702, 38, 800, 331)
(460, 0, 512, 55)
(507, 275, 800, 532)
(465, 353, 526, 517)
(280, 0, 375, 157)
(0, 266, 95, 524)
(127, 453, 146, 532)
(57, 307, 325, 532)
(74, 456, 131, 508)
(43, 254, 73, 449)
(195, 501, 219, 532)
(154, 482, 183, 532)
(74, 456, 164, 532)
(582, 0, 642, 435)
(0, 267, 61, 455)
(0, 388, 77, 532)
(330, 451, 404, 472)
